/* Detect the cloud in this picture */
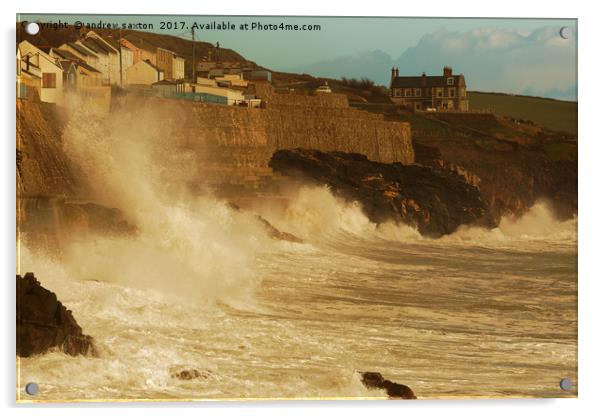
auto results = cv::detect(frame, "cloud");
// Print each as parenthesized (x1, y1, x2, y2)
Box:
(397, 27, 577, 100)
(289, 26, 577, 100)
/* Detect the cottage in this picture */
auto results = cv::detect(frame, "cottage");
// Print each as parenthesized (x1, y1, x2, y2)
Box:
(17, 46, 42, 101)
(17, 41, 63, 105)
(390, 66, 469, 111)
(126, 59, 164, 86)
(156, 48, 185, 81)
(121, 35, 158, 66)
(59, 42, 101, 81)
(52, 50, 103, 89)
(84, 31, 121, 85)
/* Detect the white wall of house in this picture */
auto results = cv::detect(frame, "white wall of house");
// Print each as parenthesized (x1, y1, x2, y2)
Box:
(18, 41, 63, 105)
(76, 41, 110, 83)
(120, 47, 134, 85)
(126, 60, 164, 85)
(85, 31, 121, 84)
(173, 56, 185, 80)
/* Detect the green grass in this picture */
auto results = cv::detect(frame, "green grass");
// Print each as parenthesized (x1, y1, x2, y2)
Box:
(468, 91, 577, 134)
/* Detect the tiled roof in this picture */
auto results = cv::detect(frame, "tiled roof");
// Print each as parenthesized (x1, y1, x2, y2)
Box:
(391, 75, 463, 89)
(86, 37, 115, 54)
(124, 35, 158, 53)
(78, 61, 101, 73)
(81, 39, 106, 55)
(68, 42, 97, 57)
(53, 48, 80, 61)
(53, 48, 102, 73)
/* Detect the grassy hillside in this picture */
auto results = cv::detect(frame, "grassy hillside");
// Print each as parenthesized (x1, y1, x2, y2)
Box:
(468, 91, 577, 134)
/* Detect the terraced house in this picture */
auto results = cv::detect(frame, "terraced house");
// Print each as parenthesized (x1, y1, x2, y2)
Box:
(390, 66, 469, 112)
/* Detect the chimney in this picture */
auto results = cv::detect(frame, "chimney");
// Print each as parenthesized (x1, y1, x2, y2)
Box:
(421, 71, 427, 86)
(443, 66, 452, 77)
(395, 67, 399, 77)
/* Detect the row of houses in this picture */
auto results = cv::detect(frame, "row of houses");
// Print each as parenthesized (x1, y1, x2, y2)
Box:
(16, 31, 187, 107)
(17, 30, 272, 109)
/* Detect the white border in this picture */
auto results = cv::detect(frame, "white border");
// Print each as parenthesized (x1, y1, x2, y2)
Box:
(3, 1, 601, 415)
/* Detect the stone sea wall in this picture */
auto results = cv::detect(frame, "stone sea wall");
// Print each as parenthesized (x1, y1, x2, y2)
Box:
(118, 89, 414, 187)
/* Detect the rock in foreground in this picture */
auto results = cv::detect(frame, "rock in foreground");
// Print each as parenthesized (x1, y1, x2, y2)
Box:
(361, 371, 417, 399)
(270, 149, 489, 237)
(16, 272, 95, 357)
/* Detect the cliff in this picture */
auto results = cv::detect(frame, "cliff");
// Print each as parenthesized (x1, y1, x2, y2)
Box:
(16, 100, 79, 197)
(408, 111, 577, 222)
(270, 149, 488, 237)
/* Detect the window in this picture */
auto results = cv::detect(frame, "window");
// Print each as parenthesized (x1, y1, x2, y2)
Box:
(394, 89, 402, 97)
(414, 88, 421, 97)
(42, 73, 56, 88)
(447, 77, 454, 85)
(449, 88, 455, 97)
(437, 88, 443, 97)
(404, 88, 412, 97)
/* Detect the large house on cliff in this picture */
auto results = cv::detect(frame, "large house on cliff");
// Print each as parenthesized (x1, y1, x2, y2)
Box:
(390, 66, 469, 112)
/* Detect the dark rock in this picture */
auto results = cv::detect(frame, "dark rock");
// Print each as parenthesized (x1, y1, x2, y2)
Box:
(228, 201, 303, 243)
(361, 371, 417, 400)
(254, 215, 303, 243)
(16, 273, 95, 357)
(270, 148, 490, 237)
(169, 366, 212, 380)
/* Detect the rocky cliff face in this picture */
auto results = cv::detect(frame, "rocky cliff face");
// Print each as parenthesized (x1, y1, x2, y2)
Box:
(16, 100, 80, 197)
(16, 273, 95, 357)
(410, 112, 577, 222)
(270, 148, 489, 237)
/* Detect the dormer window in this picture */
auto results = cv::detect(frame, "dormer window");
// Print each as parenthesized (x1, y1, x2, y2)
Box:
(447, 77, 454, 85)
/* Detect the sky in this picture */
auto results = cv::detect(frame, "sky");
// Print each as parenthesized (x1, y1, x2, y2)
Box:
(19, 14, 577, 100)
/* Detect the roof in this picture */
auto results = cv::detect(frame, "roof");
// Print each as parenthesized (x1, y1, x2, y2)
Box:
(68, 42, 97, 57)
(123, 34, 158, 53)
(53, 48, 102, 73)
(81, 39, 108, 55)
(142, 59, 163, 72)
(391, 74, 463, 89)
(86, 33, 119, 52)
(52, 48, 80, 61)
(77, 61, 102, 73)
(97, 34, 121, 51)
(87, 36, 115, 54)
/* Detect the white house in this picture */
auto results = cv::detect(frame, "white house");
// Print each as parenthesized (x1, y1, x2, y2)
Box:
(18, 41, 63, 105)
(59, 42, 101, 79)
(77, 38, 111, 83)
(85, 31, 121, 85)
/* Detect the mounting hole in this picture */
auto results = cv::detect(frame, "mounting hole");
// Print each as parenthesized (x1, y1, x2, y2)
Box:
(559, 378, 573, 391)
(559, 26, 572, 40)
(25, 382, 39, 395)
(24, 22, 40, 36)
